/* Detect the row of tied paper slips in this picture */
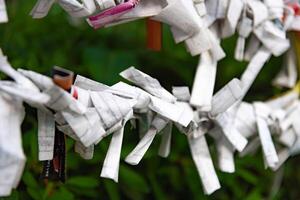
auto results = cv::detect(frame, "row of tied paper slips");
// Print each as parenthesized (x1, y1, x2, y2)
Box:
(2, 0, 300, 196)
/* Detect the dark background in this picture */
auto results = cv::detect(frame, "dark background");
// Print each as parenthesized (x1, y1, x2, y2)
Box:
(1, 1, 300, 199)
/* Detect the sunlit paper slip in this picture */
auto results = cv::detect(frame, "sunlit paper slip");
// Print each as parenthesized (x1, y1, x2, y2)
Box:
(220, 0, 243, 38)
(191, 77, 246, 174)
(187, 0, 227, 110)
(234, 15, 253, 61)
(179, 0, 215, 55)
(120, 66, 176, 103)
(209, 122, 243, 173)
(167, 88, 193, 154)
(30, 0, 56, 18)
(190, 51, 217, 111)
(233, 102, 257, 139)
(150, 0, 200, 42)
(217, 134, 236, 173)
(254, 102, 279, 169)
(125, 115, 169, 165)
(203, 79, 247, 172)
(0, 0, 8, 23)
(210, 79, 248, 152)
(272, 103, 300, 170)
(208, 126, 236, 173)
(272, 47, 298, 88)
(100, 111, 133, 182)
(173, 87, 220, 195)
(188, 134, 221, 194)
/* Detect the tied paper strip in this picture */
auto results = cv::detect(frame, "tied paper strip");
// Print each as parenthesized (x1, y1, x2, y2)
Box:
(125, 115, 169, 165)
(120, 66, 176, 103)
(188, 134, 221, 194)
(190, 51, 217, 111)
(0, 0, 8, 23)
(173, 87, 221, 195)
(254, 103, 279, 169)
(100, 111, 133, 182)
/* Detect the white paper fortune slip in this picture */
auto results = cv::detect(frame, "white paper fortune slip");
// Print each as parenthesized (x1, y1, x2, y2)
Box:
(120, 66, 176, 102)
(0, 0, 8, 23)
(190, 51, 217, 111)
(0, 93, 26, 197)
(188, 134, 221, 195)
(254, 102, 279, 168)
(100, 111, 133, 182)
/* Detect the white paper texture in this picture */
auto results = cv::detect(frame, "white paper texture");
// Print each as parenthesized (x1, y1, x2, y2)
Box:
(190, 52, 217, 110)
(188, 135, 221, 195)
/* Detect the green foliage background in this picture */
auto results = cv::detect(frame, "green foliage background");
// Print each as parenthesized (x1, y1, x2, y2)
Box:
(1, 1, 300, 199)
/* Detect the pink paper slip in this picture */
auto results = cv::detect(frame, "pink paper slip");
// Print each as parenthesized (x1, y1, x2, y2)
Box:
(88, 0, 139, 29)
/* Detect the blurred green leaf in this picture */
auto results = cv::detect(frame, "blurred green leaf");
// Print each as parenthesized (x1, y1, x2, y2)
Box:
(0, 190, 19, 200)
(27, 187, 42, 200)
(65, 177, 99, 188)
(236, 168, 258, 185)
(148, 173, 166, 200)
(119, 165, 149, 193)
(103, 180, 120, 200)
(48, 187, 74, 200)
(22, 172, 39, 189)
(245, 189, 262, 200)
